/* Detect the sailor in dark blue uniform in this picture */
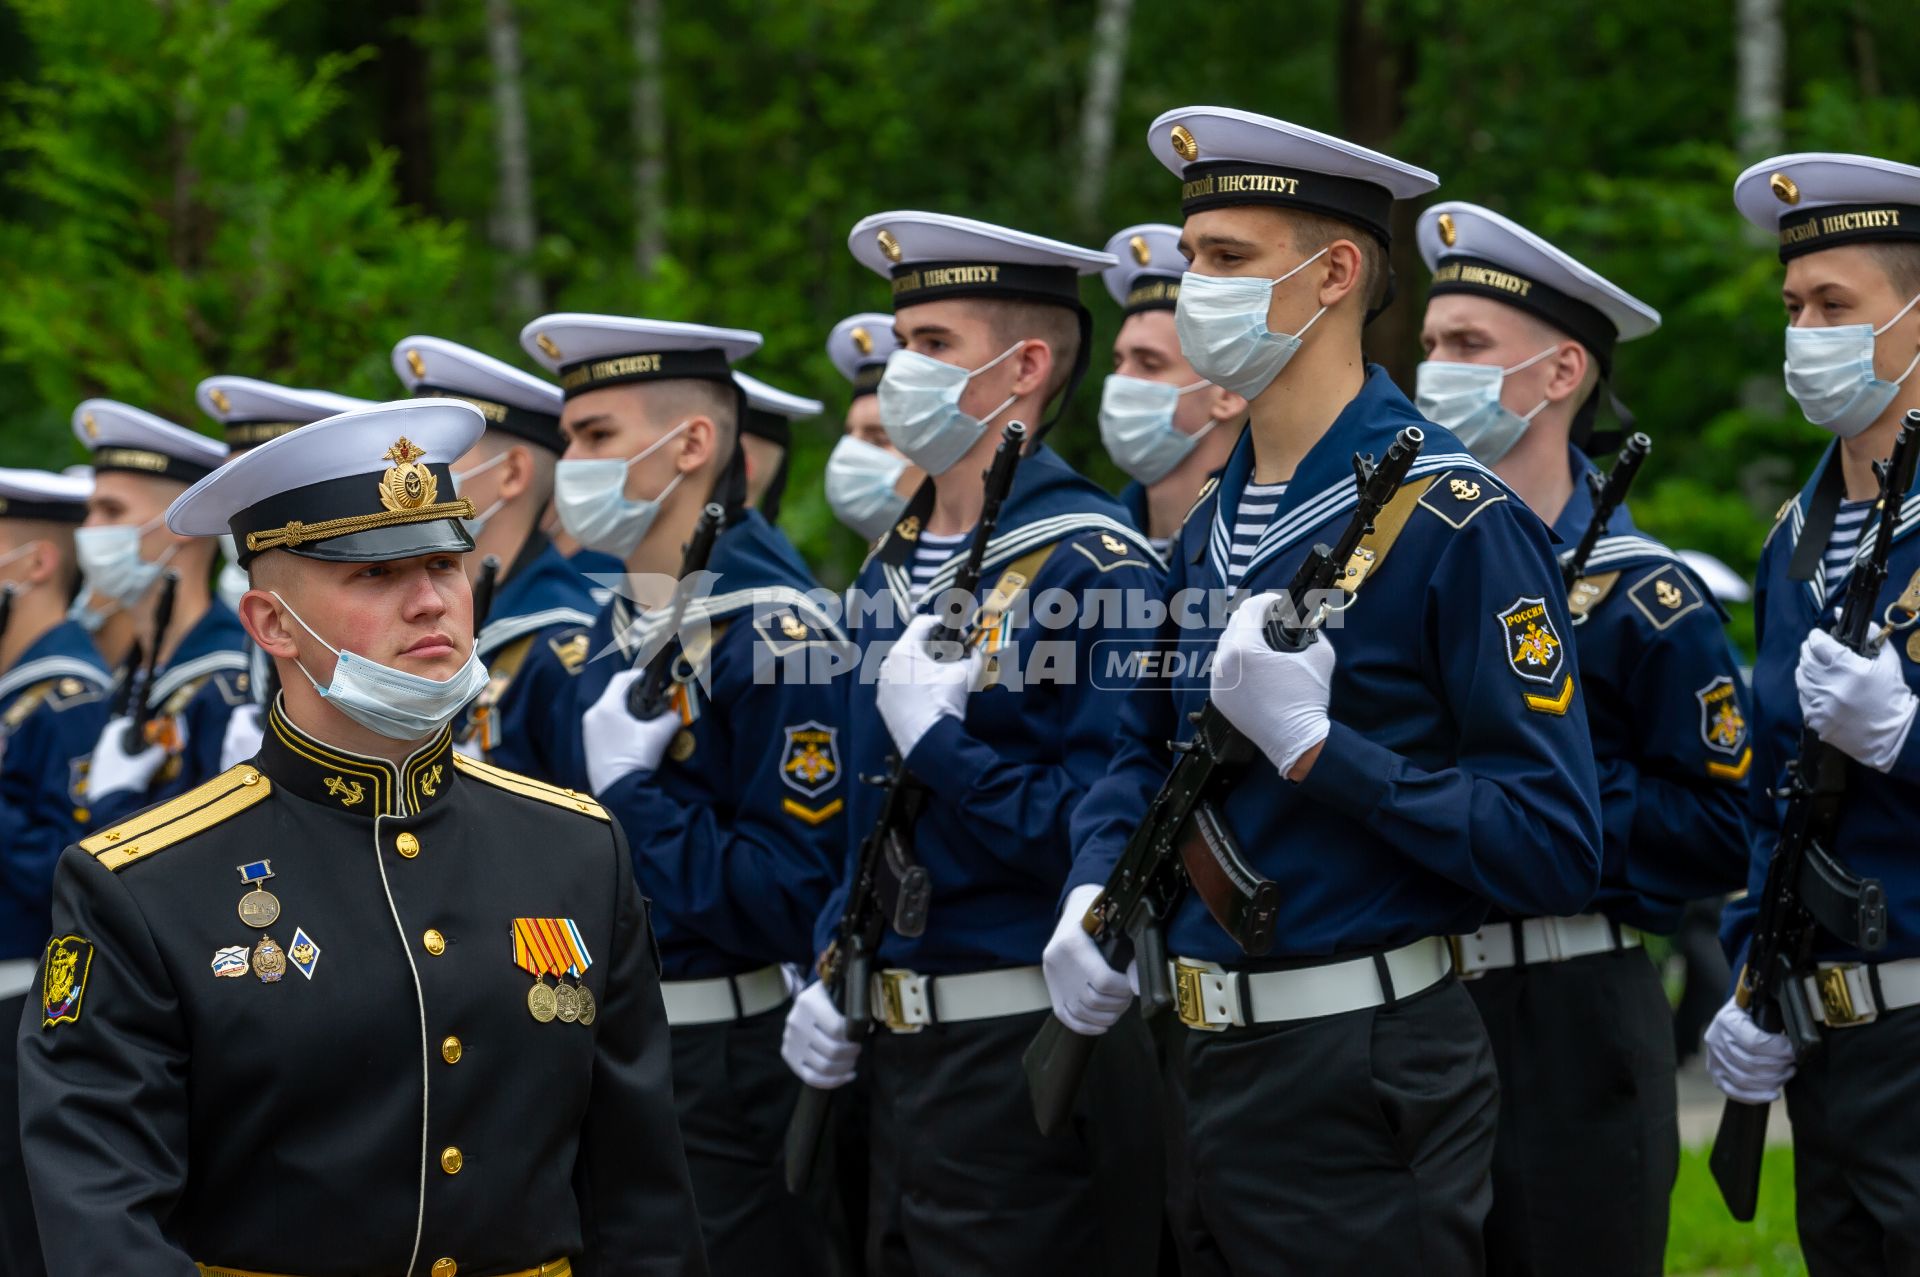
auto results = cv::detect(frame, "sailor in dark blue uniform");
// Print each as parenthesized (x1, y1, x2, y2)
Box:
(735, 370, 822, 525)
(1053, 107, 1604, 1274)
(1709, 152, 1920, 1277)
(391, 336, 597, 781)
(188, 376, 372, 777)
(782, 211, 1169, 1275)
(1413, 200, 1750, 1276)
(0, 466, 109, 1277)
(72, 400, 249, 833)
(513, 314, 846, 1275)
(823, 313, 920, 541)
(1097, 223, 1244, 558)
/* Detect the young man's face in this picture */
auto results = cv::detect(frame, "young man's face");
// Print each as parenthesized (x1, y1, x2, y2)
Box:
(1419, 294, 1566, 414)
(1179, 207, 1327, 336)
(892, 298, 1024, 423)
(84, 472, 191, 561)
(843, 394, 894, 451)
(1783, 245, 1920, 381)
(1113, 309, 1220, 437)
(257, 549, 472, 684)
(559, 383, 687, 503)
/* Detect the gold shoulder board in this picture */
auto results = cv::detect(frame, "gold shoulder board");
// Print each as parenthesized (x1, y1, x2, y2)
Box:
(80, 764, 273, 872)
(452, 753, 610, 822)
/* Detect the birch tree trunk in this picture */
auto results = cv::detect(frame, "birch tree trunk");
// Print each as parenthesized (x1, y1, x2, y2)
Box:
(485, 0, 542, 315)
(1071, 0, 1133, 231)
(632, 0, 665, 278)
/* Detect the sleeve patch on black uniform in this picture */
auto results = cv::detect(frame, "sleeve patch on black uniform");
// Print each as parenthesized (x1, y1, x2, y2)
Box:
(1626, 567, 1703, 631)
(40, 935, 93, 1028)
(780, 721, 840, 800)
(1697, 674, 1751, 780)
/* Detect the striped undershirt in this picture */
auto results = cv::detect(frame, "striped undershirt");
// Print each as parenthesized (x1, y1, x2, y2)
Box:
(909, 529, 970, 602)
(1824, 498, 1872, 593)
(1226, 481, 1288, 589)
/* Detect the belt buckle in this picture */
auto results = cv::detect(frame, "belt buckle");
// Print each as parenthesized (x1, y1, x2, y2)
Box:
(1445, 934, 1473, 979)
(1818, 964, 1874, 1028)
(876, 968, 924, 1034)
(1173, 959, 1227, 1032)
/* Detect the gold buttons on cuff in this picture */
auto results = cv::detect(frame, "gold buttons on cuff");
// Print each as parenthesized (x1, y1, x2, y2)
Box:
(396, 832, 421, 859)
(431, 1259, 457, 1277)
(440, 1145, 464, 1174)
(423, 929, 446, 956)
(441, 1035, 463, 1064)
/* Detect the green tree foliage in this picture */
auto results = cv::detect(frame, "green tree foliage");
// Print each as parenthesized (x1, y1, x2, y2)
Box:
(0, 0, 1913, 603)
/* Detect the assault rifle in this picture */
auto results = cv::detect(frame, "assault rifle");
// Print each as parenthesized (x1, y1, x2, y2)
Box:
(1563, 432, 1651, 589)
(626, 503, 727, 719)
(119, 569, 181, 752)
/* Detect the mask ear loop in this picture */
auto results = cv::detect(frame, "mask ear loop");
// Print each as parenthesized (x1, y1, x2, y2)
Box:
(266, 590, 342, 695)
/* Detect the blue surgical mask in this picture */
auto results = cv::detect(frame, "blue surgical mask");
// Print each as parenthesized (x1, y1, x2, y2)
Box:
(878, 344, 1020, 476)
(74, 515, 175, 607)
(1783, 292, 1920, 439)
(552, 420, 691, 559)
(271, 590, 490, 741)
(1099, 374, 1214, 484)
(825, 435, 911, 540)
(1414, 345, 1558, 465)
(1173, 248, 1330, 401)
(67, 585, 111, 634)
(452, 449, 511, 538)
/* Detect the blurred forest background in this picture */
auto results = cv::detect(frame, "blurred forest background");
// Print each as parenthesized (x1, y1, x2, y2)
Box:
(0, 0, 1913, 633)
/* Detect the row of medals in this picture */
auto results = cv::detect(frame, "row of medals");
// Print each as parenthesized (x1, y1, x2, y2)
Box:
(528, 974, 596, 1025)
(239, 881, 290, 982)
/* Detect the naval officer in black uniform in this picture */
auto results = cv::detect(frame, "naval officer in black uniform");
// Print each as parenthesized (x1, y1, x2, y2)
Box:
(16, 398, 707, 1277)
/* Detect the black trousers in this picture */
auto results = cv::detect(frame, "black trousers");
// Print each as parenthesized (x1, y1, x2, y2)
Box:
(0, 992, 44, 1277)
(1166, 975, 1498, 1276)
(1788, 1001, 1920, 1277)
(671, 1004, 832, 1277)
(1465, 947, 1678, 1277)
(865, 1006, 1164, 1276)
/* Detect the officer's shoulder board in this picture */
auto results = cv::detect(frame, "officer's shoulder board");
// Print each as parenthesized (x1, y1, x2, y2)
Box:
(1414, 469, 1507, 531)
(451, 752, 610, 823)
(78, 763, 274, 872)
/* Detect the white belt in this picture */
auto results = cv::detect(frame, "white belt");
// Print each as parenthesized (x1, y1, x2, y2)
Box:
(1449, 914, 1639, 978)
(0, 958, 36, 1002)
(1805, 956, 1920, 1029)
(871, 964, 1051, 1033)
(1170, 937, 1452, 1032)
(660, 964, 789, 1026)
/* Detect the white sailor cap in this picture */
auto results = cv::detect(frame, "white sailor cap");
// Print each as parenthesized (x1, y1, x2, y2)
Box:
(1733, 152, 1920, 262)
(72, 400, 228, 486)
(168, 399, 485, 567)
(517, 314, 761, 402)
(391, 335, 565, 452)
(196, 376, 373, 453)
(0, 467, 90, 523)
(734, 371, 822, 447)
(1416, 201, 1659, 375)
(847, 211, 1112, 310)
(1148, 106, 1438, 246)
(1101, 223, 1187, 316)
(826, 312, 900, 397)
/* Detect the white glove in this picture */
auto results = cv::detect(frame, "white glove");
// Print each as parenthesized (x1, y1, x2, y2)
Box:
(582, 669, 682, 796)
(1210, 592, 1335, 777)
(1797, 629, 1919, 772)
(781, 979, 862, 1089)
(87, 714, 173, 799)
(1704, 997, 1797, 1104)
(875, 613, 984, 758)
(218, 703, 265, 772)
(1043, 884, 1135, 1036)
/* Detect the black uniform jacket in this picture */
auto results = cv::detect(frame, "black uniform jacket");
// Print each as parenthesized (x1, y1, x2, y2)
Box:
(17, 698, 708, 1277)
